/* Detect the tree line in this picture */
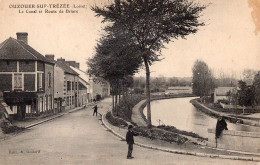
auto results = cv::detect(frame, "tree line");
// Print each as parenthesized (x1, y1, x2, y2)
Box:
(192, 59, 260, 106)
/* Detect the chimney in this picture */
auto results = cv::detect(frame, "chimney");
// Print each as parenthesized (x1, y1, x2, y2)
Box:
(75, 62, 80, 69)
(66, 61, 79, 68)
(57, 58, 65, 62)
(16, 32, 28, 44)
(45, 54, 55, 61)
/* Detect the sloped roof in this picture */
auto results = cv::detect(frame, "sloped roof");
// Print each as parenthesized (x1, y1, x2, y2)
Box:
(215, 87, 236, 96)
(167, 86, 192, 90)
(70, 66, 90, 85)
(0, 37, 54, 64)
(56, 60, 79, 76)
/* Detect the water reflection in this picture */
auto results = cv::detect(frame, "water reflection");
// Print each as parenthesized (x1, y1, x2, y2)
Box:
(143, 97, 260, 138)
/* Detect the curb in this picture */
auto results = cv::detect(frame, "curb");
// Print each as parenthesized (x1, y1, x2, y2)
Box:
(25, 107, 84, 129)
(101, 111, 260, 162)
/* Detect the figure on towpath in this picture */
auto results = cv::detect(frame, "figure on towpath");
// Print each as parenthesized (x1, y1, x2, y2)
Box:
(215, 116, 228, 139)
(126, 125, 139, 159)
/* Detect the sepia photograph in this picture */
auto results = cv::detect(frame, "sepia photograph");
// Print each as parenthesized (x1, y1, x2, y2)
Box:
(0, 0, 260, 164)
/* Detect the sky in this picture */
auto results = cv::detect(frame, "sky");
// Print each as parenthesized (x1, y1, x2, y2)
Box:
(0, 0, 259, 78)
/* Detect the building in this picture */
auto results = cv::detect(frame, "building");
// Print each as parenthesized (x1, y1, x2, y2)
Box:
(88, 76, 110, 101)
(0, 33, 54, 120)
(68, 63, 110, 101)
(54, 58, 80, 111)
(213, 87, 236, 103)
(165, 86, 192, 95)
(70, 66, 90, 105)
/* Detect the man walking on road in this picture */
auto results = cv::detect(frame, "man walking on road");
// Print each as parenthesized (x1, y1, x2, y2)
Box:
(93, 104, 98, 116)
(126, 125, 139, 159)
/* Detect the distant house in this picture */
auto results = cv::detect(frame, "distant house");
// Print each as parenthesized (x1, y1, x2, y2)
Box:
(0, 33, 54, 120)
(90, 76, 110, 101)
(70, 66, 110, 101)
(213, 87, 236, 103)
(70, 66, 90, 106)
(165, 86, 192, 95)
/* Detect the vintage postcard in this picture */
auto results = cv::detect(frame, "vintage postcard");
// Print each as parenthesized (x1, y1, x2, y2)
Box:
(0, 0, 260, 164)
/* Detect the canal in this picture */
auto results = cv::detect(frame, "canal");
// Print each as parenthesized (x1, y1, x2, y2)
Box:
(143, 97, 260, 138)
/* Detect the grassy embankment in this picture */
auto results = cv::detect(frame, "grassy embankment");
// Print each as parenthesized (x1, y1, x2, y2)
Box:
(106, 94, 206, 145)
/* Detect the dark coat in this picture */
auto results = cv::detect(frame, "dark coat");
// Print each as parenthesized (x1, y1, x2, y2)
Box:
(126, 131, 139, 144)
(216, 118, 228, 138)
(93, 105, 97, 111)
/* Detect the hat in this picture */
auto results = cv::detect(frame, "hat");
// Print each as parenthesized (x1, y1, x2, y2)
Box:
(128, 125, 133, 130)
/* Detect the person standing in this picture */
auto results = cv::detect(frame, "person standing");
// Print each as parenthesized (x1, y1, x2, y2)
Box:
(215, 116, 228, 139)
(126, 125, 139, 159)
(215, 116, 228, 147)
(93, 104, 98, 116)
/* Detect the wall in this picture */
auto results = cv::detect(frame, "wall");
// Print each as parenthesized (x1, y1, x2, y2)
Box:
(78, 89, 88, 106)
(24, 74, 35, 91)
(19, 61, 35, 72)
(43, 63, 54, 111)
(64, 74, 79, 110)
(0, 60, 17, 72)
(44, 63, 54, 96)
(219, 103, 260, 110)
(0, 74, 12, 91)
(54, 64, 64, 98)
(207, 129, 260, 153)
(37, 61, 44, 72)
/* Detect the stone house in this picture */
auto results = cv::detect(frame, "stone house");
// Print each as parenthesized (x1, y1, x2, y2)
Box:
(0, 33, 54, 120)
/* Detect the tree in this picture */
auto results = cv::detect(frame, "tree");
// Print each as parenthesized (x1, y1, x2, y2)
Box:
(87, 33, 141, 115)
(92, 0, 206, 127)
(192, 60, 215, 98)
(253, 71, 260, 105)
(237, 80, 254, 109)
(243, 69, 257, 85)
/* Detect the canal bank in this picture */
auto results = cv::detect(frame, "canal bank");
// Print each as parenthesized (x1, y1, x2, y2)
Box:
(103, 103, 260, 162)
(131, 96, 260, 156)
(190, 99, 260, 127)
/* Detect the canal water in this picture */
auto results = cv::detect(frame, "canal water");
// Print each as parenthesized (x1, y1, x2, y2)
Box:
(143, 97, 260, 138)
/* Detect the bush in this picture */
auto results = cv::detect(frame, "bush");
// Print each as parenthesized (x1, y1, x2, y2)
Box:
(0, 120, 24, 134)
(133, 126, 188, 145)
(218, 99, 229, 104)
(106, 111, 128, 127)
(114, 94, 146, 121)
(157, 125, 207, 141)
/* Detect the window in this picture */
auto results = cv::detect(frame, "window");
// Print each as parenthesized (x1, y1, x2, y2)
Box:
(48, 72, 51, 87)
(14, 73, 23, 90)
(67, 81, 71, 91)
(75, 82, 78, 90)
(72, 96, 74, 105)
(44, 97, 47, 111)
(72, 82, 74, 90)
(49, 95, 52, 110)
(38, 73, 43, 90)
(39, 97, 43, 112)
(66, 96, 70, 106)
